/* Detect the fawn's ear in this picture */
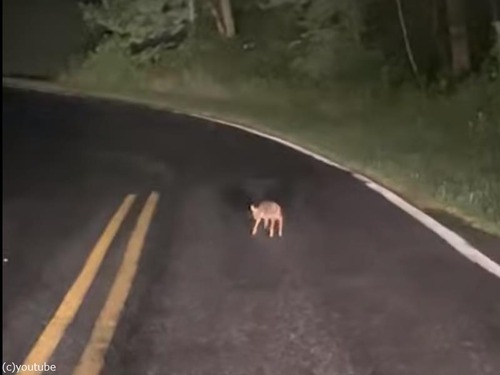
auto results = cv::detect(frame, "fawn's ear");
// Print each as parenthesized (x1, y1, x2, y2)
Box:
(250, 204, 256, 212)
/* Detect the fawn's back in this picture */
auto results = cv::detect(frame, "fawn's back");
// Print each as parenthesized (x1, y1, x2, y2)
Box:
(252, 201, 282, 218)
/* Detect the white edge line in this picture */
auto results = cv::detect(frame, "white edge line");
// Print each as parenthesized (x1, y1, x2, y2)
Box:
(4, 78, 500, 279)
(193, 114, 500, 280)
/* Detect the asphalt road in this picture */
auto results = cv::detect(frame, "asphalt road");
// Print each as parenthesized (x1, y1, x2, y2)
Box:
(3, 87, 500, 375)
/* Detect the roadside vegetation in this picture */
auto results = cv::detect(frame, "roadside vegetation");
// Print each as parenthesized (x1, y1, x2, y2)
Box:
(5, 0, 500, 234)
(2, 0, 87, 78)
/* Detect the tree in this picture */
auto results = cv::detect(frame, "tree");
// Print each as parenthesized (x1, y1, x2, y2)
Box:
(395, 0, 422, 86)
(208, 0, 236, 38)
(491, 0, 500, 65)
(220, 0, 236, 37)
(188, 0, 196, 23)
(432, 0, 450, 74)
(445, 0, 471, 75)
(80, 0, 191, 59)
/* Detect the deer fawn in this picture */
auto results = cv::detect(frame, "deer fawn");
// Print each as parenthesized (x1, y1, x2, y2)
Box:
(250, 201, 283, 238)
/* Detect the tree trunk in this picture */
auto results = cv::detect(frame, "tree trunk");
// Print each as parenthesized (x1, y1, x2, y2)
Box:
(188, 0, 196, 24)
(395, 0, 422, 87)
(209, 1, 226, 36)
(433, 0, 450, 72)
(494, 21, 500, 65)
(219, 0, 235, 38)
(491, 0, 500, 65)
(445, 0, 471, 75)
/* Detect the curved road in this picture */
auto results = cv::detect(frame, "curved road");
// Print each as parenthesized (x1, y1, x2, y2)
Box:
(3, 87, 500, 375)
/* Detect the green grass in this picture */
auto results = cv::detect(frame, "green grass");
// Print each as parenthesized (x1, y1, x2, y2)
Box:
(3, 1, 499, 237)
(56, 45, 500, 236)
(159, 83, 500, 237)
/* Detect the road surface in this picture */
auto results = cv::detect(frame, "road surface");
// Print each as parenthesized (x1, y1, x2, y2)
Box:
(3, 87, 500, 375)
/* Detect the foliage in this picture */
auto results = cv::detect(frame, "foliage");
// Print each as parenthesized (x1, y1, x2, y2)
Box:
(79, 0, 498, 84)
(80, 0, 190, 61)
(63, 0, 500, 233)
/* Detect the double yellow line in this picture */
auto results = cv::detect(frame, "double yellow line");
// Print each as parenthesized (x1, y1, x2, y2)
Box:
(20, 191, 160, 375)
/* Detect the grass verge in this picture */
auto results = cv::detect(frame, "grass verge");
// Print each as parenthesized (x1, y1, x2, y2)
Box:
(4, 71, 500, 237)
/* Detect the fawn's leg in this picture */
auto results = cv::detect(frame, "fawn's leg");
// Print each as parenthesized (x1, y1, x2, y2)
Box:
(278, 217, 283, 237)
(269, 219, 275, 237)
(264, 218, 269, 229)
(252, 218, 261, 236)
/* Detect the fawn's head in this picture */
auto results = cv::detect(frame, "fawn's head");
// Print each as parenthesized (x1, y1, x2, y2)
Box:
(249, 204, 258, 218)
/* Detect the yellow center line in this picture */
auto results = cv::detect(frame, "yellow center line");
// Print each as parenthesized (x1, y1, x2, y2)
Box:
(19, 194, 137, 375)
(72, 191, 160, 375)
